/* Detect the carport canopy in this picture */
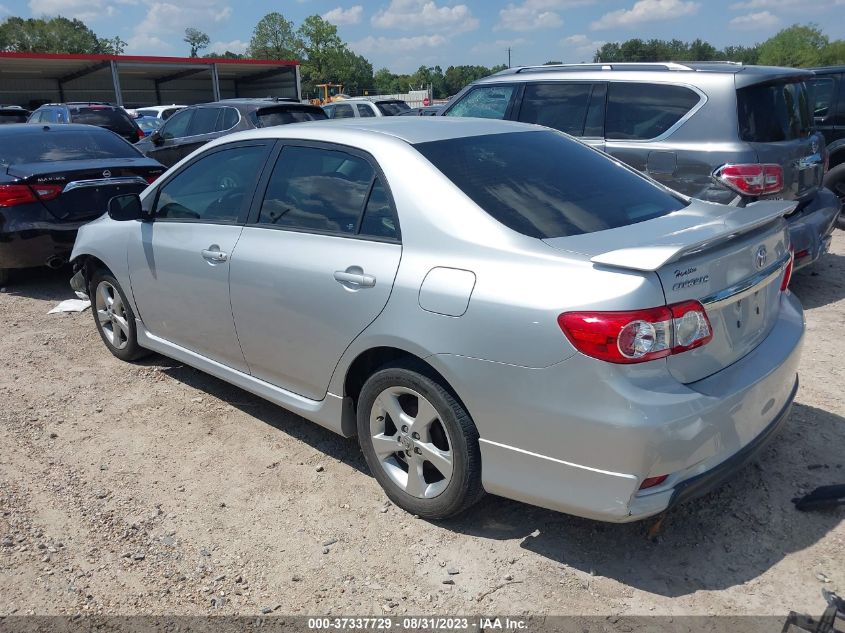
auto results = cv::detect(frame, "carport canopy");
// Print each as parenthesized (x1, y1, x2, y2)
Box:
(0, 52, 301, 109)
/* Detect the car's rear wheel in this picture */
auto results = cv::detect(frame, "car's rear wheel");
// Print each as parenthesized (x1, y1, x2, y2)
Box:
(90, 270, 148, 361)
(823, 162, 845, 230)
(356, 362, 484, 519)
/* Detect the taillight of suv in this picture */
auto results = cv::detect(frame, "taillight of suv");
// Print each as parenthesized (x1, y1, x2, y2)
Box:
(713, 163, 784, 196)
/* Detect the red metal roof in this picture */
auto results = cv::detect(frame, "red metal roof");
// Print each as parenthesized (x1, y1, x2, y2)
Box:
(0, 52, 299, 66)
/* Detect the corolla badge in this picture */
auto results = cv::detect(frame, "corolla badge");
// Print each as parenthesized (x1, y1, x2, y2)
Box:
(102, 169, 112, 178)
(755, 245, 768, 269)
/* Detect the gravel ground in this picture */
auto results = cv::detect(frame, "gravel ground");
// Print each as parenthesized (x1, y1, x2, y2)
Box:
(0, 232, 843, 620)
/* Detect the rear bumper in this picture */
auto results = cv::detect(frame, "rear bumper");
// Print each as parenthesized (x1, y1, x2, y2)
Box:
(432, 292, 805, 522)
(786, 187, 840, 269)
(0, 222, 86, 269)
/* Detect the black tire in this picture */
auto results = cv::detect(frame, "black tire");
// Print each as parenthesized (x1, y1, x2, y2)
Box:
(89, 269, 148, 362)
(356, 361, 484, 519)
(822, 162, 845, 230)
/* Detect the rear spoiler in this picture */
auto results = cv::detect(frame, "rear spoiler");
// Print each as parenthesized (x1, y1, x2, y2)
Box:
(590, 200, 796, 272)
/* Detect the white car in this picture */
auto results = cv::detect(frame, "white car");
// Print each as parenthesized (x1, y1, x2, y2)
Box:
(134, 105, 186, 121)
(324, 98, 411, 119)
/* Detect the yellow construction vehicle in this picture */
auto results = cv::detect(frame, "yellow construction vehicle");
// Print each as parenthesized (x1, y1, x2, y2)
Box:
(311, 83, 347, 106)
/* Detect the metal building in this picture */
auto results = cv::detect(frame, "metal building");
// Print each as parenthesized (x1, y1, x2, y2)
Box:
(0, 52, 301, 108)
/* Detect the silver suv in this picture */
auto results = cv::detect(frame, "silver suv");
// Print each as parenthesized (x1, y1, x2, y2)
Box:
(442, 62, 840, 270)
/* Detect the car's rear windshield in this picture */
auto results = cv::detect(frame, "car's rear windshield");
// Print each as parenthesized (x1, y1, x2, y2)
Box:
(376, 101, 411, 116)
(737, 80, 811, 142)
(0, 129, 140, 165)
(254, 106, 327, 127)
(414, 130, 686, 239)
(0, 111, 29, 124)
(71, 108, 137, 134)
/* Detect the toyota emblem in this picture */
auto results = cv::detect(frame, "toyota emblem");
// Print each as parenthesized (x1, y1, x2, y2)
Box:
(755, 245, 768, 269)
(102, 169, 111, 178)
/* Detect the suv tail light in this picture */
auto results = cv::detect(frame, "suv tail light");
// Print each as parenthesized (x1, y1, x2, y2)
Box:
(136, 127, 145, 141)
(0, 183, 61, 207)
(558, 300, 713, 364)
(145, 175, 159, 185)
(714, 163, 783, 196)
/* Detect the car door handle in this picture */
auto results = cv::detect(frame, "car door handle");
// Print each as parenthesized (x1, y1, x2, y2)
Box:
(334, 270, 376, 287)
(201, 248, 228, 263)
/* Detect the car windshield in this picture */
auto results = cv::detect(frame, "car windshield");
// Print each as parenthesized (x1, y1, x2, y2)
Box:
(737, 80, 812, 142)
(71, 108, 137, 134)
(376, 101, 411, 116)
(0, 129, 141, 165)
(254, 107, 327, 127)
(415, 130, 686, 239)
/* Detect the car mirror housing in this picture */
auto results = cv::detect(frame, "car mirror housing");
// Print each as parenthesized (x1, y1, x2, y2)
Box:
(150, 130, 163, 145)
(108, 194, 146, 221)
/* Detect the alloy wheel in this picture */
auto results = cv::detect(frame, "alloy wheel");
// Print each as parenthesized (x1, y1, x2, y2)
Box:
(369, 386, 454, 499)
(95, 280, 130, 350)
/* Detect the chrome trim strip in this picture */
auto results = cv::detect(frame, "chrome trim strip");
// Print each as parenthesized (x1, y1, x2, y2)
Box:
(701, 253, 790, 307)
(62, 177, 148, 193)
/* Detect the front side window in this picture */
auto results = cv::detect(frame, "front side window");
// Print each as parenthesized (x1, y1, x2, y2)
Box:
(159, 109, 194, 140)
(415, 130, 686, 239)
(606, 83, 700, 141)
(445, 85, 515, 120)
(737, 80, 811, 142)
(517, 83, 592, 136)
(154, 145, 267, 223)
(258, 145, 375, 235)
(809, 77, 836, 119)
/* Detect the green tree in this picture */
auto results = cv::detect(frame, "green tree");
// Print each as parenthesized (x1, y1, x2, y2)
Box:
(183, 27, 210, 57)
(0, 16, 108, 53)
(98, 35, 126, 55)
(722, 45, 760, 64)
(248, 12, 300, 60)
(757, 24, 829, 67)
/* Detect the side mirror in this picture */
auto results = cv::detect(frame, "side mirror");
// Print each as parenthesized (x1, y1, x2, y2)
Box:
(108, 194, 146, 221)
(149, 130, 163, 145)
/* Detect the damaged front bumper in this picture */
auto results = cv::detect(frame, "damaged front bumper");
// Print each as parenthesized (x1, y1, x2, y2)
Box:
(70, 268, 88, 300)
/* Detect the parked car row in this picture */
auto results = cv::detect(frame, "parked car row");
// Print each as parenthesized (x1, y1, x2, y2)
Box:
(1, 63, 842, 525)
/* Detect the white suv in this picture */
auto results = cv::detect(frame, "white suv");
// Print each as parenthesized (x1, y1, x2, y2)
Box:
(324, 98, 411, 119)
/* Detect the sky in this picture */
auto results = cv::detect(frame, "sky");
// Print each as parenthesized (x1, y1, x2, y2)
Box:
(3, 0, 845, 72)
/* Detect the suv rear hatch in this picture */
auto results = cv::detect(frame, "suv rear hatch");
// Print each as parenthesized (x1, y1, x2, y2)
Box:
(251, 106, 327, 127)
(735, 74, 825, 202)
(70, 107, 142, 144)
(545, 199, 794, 384)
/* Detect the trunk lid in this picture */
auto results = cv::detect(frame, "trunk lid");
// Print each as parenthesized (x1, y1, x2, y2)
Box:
(543, 199, 794, 383)
(7, 158, 163, 221)
(735, 76, 825, 202)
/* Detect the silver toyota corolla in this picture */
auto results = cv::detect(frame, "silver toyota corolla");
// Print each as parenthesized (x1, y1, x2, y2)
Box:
(70, 118, 804, 522)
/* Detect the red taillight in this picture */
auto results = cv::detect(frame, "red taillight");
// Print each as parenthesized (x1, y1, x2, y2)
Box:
(781, 250, 794, 292)
(137, 128, 145, 141)
(714, 163, 784, 196)
(639, 474, 668, 490)
(0, 183, 61, 207)
(145, 175, 159, 185)
(558, 300, 713, 364)
(30, 184, 62, 201)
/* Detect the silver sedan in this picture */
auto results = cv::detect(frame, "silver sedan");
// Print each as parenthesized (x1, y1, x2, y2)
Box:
(70, 118, 804, 521)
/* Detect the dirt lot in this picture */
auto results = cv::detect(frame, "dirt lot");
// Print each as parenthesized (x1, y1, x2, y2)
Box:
(0, 233, 843, 620)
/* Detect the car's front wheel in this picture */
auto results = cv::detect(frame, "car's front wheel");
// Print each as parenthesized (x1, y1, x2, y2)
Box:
(90, 270, 148, 361)
(356, 362, 484, 519)
(823, 162, 845, 230)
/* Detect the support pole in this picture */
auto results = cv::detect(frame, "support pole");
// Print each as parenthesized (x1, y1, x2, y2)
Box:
(210, 63, 221, 102)
(109, 60, 123, 106)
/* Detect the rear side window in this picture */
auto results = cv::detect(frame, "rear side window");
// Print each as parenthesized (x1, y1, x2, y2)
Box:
(415, 130, 685, 239)
(517, 83, 592, 136)
(71, 108, 136, 135)
(258, 145, 374, 234)
(187, 107, 220, 136)
(218, 107, 239, 131)
(446, 85, 515, 119)
(356, 103, 376, 118)
(253, 106, 327, 127)
(737, 80, 811, 142)
(359, 180, 398, 239)
(160, 109, 193, 140)
(606, 83, 700, 140)
(809, 78, 835, 118)
(331, 104, 355, 119)
(375, 101, 410, 116)
(0, 129, 140, 165)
